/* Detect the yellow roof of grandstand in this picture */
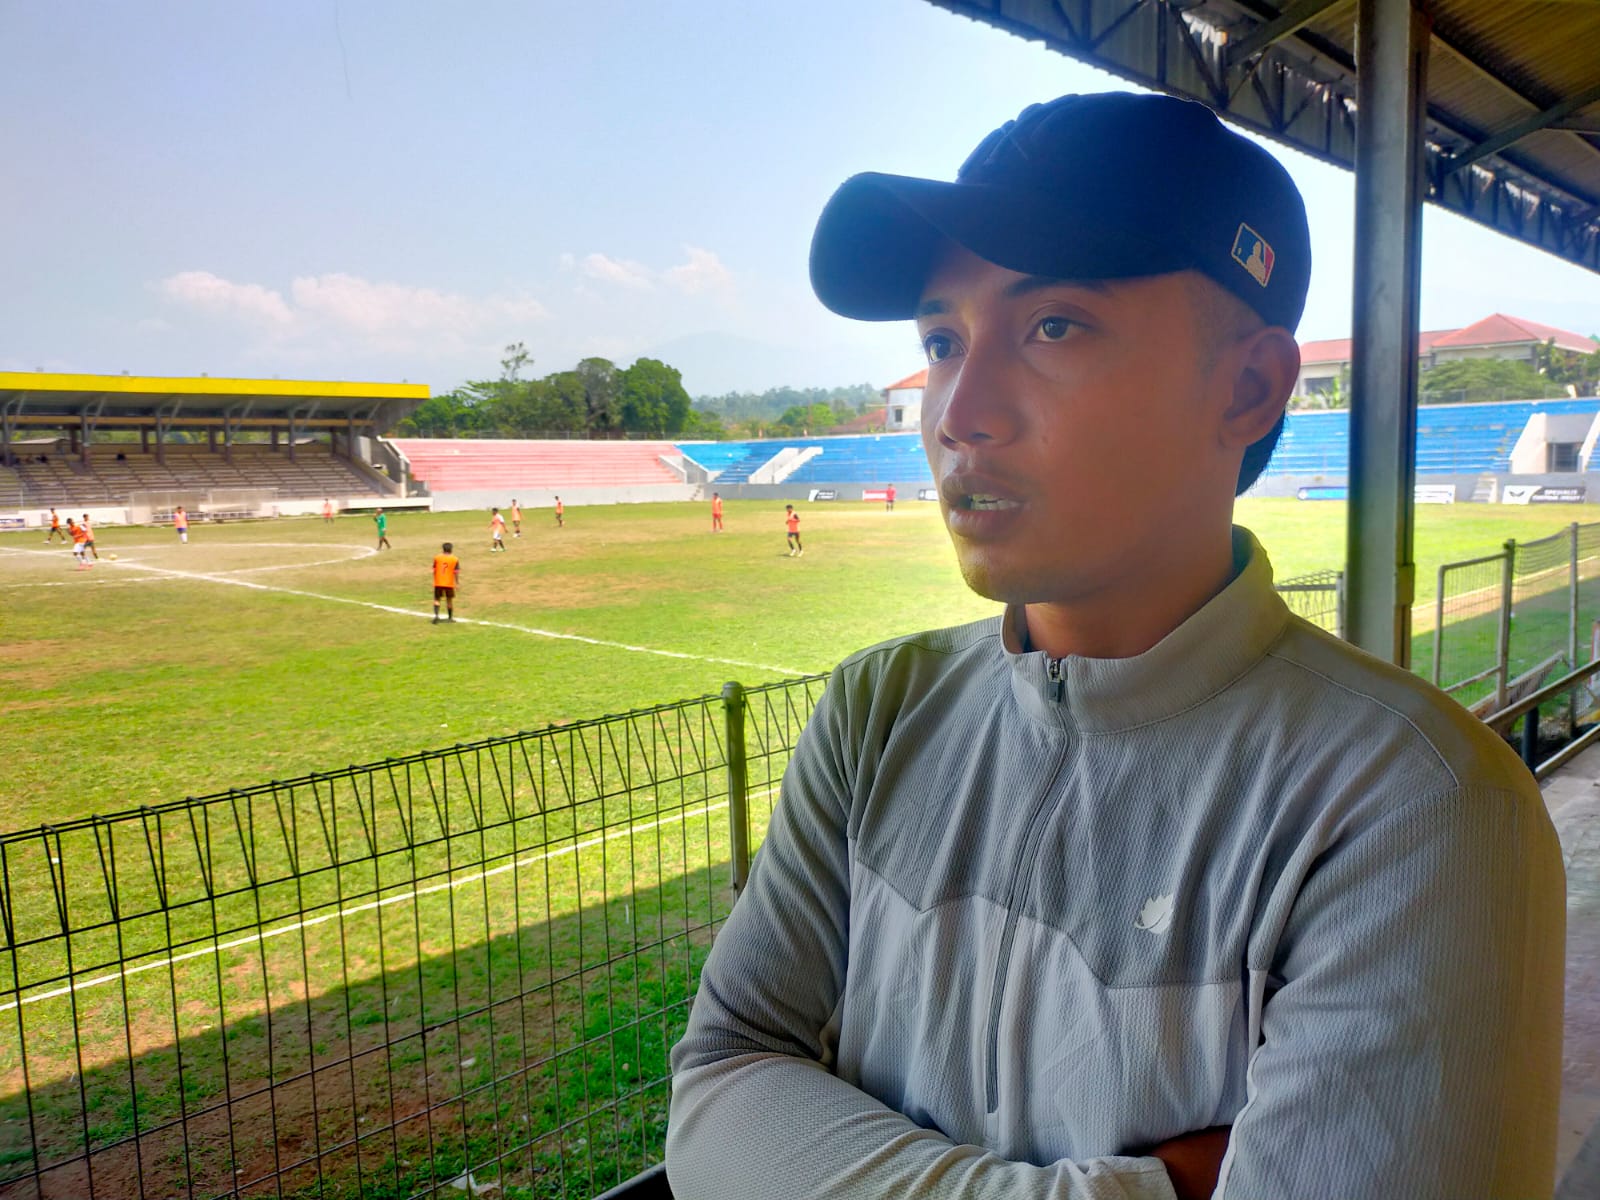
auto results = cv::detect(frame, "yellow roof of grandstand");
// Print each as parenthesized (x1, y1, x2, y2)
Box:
(0, 371, 427, 402)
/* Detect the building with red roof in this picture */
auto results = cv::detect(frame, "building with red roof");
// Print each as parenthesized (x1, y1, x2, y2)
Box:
(1296, 314, 1596, 398)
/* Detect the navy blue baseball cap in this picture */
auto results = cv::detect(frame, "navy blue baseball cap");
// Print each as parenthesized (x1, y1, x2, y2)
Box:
(810, 92, 1311, 332)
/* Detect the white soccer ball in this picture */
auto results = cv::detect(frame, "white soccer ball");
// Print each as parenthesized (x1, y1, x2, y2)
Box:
(107, 553, 118, 561)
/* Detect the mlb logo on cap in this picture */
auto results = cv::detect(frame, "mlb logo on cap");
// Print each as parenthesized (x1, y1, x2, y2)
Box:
(1231, 223, 1275, 288)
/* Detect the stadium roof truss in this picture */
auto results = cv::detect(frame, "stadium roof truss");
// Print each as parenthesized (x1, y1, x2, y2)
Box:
(0, 372, 427, 433)
(920, 0, 1600, 664)
(925, 0, 1600, 272)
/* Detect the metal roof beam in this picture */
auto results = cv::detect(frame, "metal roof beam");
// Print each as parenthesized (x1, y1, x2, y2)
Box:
(1226, 0, 1342, 69)
(1446, 81, 1600, 175)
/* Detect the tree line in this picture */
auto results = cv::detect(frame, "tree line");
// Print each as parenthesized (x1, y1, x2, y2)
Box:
(390, 346, 887, 440)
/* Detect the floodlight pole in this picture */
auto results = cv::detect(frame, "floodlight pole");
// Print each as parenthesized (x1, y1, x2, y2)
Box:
(1346, 0, 1430, 665)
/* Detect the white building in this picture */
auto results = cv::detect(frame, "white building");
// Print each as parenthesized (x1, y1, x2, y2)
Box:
(882, 369, 927, 431)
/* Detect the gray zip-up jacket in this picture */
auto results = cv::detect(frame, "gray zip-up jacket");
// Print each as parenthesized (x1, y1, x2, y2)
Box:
(667, 530, 1565, 1199)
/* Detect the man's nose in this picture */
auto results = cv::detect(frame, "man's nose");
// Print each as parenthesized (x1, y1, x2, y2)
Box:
(933, 347, 1020, 448)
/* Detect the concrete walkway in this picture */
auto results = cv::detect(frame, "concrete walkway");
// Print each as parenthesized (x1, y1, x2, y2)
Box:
(1542, 744, 1600, 1197)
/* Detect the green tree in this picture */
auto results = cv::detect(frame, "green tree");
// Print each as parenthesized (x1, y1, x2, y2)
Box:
(1419, 357, 1561, 403)
(618, 358, 692, 434)
(576, 357, 622, 433)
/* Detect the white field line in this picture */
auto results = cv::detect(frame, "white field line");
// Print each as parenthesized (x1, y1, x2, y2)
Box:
(0, 544, 379, 590)
(0, 543, 808, 675)
(0, 785, 781, 1013)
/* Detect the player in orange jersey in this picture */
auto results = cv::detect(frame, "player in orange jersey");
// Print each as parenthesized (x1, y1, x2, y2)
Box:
(885, 482, 896, 512)
(785, 504, 802, 557)
(490, 507, 507, 551)
(44, 508, 65, 543)
(432, 542, 460, 624)
(322, 498, 335, 523)
(68, 519, 90, 569)
(711, 492, 723, 532)
(80, 513, 99, 560)
(511, 499, 522, 538)
(173, 506, 189, 544)
(554, 496, 564, 527)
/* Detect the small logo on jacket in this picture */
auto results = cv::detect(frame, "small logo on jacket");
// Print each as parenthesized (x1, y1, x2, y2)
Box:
(1134, 894, 1174, 934)
(1231, 223, 1274, 287)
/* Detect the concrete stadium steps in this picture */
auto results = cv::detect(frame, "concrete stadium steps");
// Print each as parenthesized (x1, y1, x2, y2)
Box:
(393, 439, 685, 490)
(9, 444, 385, 508)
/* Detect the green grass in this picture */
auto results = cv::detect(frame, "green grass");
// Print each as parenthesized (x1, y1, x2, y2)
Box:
(3, 497, 1599, 822)
(3, 495, 1600, 1198)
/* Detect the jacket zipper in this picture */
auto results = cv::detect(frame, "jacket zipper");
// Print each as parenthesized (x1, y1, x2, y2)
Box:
(984, 659, 1072, 1114)
(1046, 656, 1067, 703)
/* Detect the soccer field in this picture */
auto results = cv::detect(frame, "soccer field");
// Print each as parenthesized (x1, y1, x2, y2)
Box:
(4, 496, 1599, 826)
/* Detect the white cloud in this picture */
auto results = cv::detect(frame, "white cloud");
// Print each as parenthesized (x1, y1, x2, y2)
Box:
(161, 270, 294, 325)
(580, 253, 654, 290)
(569, 247, 734, 296)
(663, 246, 733, 296)
(156, 269, 547, 361)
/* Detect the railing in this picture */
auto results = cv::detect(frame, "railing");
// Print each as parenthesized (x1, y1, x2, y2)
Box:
(0, 675, 826, 1200)
(1485, 656, 1600, 780)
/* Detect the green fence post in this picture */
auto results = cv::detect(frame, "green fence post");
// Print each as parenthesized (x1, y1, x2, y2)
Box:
(1497, 541, 1514, 710)
(1432, 563, 1446, 686)
(722, 681, 749, 893)
(1570, 523, 1580, 732)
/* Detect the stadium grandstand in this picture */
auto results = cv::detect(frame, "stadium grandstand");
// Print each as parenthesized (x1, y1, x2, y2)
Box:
(0, 371, 426, 527)
(669, 396, 1600, 499)
(9, 372, 1600, 523)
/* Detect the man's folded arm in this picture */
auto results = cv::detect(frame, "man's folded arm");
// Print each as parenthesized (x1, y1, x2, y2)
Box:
(665, 685, 1177, 1200)
(1215, 784, 1566, 1200)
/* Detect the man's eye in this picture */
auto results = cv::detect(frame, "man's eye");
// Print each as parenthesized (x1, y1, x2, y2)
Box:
(922, 334, 956, 364)
(1036, 316, 1076, 341)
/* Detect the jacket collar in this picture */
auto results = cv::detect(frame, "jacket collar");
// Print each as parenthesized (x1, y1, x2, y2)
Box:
(1003, 527, 1291, 732)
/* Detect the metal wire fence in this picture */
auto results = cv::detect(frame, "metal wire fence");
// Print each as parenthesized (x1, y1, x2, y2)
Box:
(1274, 570, 1344, 637)
(0, 675, 826, 1200)
(1425, 522, 1600, 724)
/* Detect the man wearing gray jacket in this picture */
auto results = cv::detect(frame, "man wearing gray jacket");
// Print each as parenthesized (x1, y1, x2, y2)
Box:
(667, 93, 1565, 1200)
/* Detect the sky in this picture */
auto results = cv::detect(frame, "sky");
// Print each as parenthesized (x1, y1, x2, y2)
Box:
(2, 0, 1597, 398)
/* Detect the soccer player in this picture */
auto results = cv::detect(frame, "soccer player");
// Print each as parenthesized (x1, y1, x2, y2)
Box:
(43, 508, 65, 543)
(490, 507, 507, 551)
(711, 492, 723, 532)
(668, 93, 1565, 1200)
(322, 497, 335, 523)
(373, 508, 391, 550)
(511, 499, 522, 537)
(67, 518, 90, 569)
(885, 482, 896, 511)
(173, 505, 189, 544)
(554, 496, 565, 527)
(79, 513, 98, 560)
(432, 542, 460, 624)
(784, 504, 802, 556)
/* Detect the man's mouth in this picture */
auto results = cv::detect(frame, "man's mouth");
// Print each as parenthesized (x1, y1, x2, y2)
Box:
(961, 494, 1021, 511)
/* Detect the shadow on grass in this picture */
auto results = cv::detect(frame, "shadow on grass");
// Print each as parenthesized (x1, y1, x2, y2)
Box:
(0, 857, 733, 1200)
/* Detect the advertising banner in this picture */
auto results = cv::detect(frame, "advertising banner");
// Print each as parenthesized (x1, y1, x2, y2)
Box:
(918, 488, 939, 502)
(1502, 484, 1588, 505)
(808, 489, 838, 502)
(0, 515, 24, 530)
(861, 489, 889, 502)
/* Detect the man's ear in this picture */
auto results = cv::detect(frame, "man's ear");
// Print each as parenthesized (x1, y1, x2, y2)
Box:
(1219, 328, 1300, 450)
